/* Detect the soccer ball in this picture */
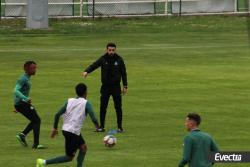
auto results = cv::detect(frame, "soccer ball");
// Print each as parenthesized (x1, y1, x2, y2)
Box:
(103, 135, 117, 147)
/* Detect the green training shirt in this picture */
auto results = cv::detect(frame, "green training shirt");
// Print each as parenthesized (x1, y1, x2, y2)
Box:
(14, 73, 31, 105)
(179, 129, 219, 167)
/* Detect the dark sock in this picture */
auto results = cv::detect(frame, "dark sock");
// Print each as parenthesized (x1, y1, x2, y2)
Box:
(77, 150, 86, 167)
(46, 155, 71, 165)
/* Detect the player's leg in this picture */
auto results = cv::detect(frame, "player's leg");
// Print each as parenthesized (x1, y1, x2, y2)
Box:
(15, 102, 33, 146)
(112, 86, 123, 132)
(76, 135, 87, 167)
(100, 94, 110, 130)
(18, 105, 33, 136)
(28, 105, 42, 148)
(15, 101, 44, 148)
(37, 156, 73, 167)
(36, 131, 76, 167)
(100, 85, 111, 131)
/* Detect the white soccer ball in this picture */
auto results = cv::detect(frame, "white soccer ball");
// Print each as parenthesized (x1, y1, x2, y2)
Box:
(103, 135, 117, 148)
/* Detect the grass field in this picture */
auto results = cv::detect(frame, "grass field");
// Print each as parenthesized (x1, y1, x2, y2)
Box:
(0, 16, 250, 167)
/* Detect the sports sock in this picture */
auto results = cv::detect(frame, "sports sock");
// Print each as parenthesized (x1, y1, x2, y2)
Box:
(19, 132, 26, 137)
(45, 155, 71, 165)
(21, 133, 25, 136)
(77, 150, 86, 167)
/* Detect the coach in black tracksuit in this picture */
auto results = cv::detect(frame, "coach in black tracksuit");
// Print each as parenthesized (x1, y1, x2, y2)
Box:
(82, 43, 128, 133)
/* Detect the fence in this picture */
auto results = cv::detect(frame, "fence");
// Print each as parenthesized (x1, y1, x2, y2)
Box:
(0, 0, 249, 18)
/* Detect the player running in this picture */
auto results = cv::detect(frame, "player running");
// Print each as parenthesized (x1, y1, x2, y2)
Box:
(36, 83, 100, 167)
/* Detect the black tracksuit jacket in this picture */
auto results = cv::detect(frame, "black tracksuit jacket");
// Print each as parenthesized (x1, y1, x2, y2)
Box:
(84, 53, 128, 87)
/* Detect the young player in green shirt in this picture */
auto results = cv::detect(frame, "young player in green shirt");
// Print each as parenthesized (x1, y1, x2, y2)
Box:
(179, 113, 219, 167)
(14, 61, 45, 149)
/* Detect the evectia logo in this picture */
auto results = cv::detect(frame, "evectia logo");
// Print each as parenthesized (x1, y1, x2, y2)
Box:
(215, 153, 242, 162)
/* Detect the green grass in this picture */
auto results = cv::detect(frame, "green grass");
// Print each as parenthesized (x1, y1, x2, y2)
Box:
(0, 16, 250, 167)
(238, 0, 249, 11)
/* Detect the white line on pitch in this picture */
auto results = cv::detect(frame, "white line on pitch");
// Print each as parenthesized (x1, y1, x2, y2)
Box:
(0, 44, 248, 52)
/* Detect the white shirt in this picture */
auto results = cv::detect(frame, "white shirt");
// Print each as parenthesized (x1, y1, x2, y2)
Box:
(62, 97, 87, 135)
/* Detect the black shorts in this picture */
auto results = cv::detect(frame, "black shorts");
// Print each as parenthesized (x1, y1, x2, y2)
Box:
(62, 131, 85, 157)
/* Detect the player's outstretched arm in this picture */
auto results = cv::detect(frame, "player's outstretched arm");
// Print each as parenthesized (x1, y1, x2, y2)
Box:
(85, 101, 100, 130)
(82, 56, 103, 78)
(51, 102, 67, 138)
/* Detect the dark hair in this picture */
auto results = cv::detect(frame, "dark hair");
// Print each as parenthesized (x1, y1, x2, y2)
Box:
(24, 61, 36, 69)
(187, 113, 201, 125)
(75, 83, 87, 97)
(106, 42, 116, 49)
